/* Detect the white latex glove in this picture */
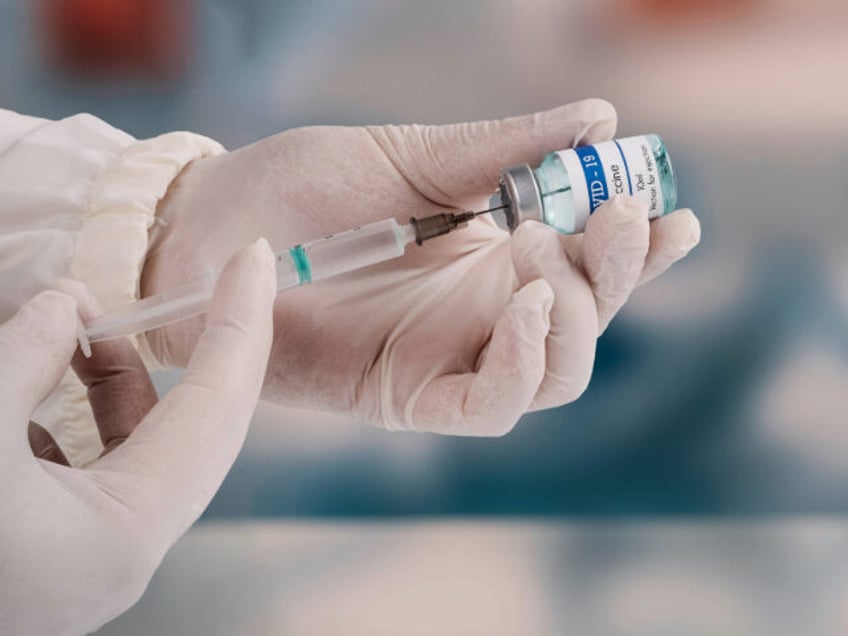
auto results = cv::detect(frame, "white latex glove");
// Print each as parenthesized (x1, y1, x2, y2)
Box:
(143, 99, 700, 435)
(0, 240, 276, 636)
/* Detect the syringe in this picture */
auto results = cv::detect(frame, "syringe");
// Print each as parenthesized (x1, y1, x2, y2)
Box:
(84, 210, 486, 343)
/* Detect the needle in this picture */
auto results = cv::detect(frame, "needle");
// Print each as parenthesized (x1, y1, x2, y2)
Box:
(471, 185, 571, 217)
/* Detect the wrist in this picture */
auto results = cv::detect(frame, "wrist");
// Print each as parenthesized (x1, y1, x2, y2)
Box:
(137, 147, 227, 370)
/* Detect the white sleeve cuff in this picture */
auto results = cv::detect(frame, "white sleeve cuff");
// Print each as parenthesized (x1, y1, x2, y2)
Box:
(33, 130, 225, 466)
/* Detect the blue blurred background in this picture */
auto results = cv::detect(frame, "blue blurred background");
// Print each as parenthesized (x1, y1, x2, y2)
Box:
(3, 0, 848, 633)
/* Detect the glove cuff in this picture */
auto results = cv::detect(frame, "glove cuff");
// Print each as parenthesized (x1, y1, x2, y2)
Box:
(35, 130, 225, 465)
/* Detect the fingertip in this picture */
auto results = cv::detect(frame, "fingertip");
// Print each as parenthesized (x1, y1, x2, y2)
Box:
(249, 238, 278, 313)
(53, 278, 89, 299)
(256, 237, 278, 290)
(252, 236, 275, 267)
(545, 98, 618, 145)
(582, 96, 617, 115)
(185, 237, 277, 394)
(678, 209, 702, 251)
(234, 236, 274, 270)
(245, 237, 277, 291)
(638, 209, 701, 286)
(33, 287, 79, 311)
(211, 237, 276, 312)
(597, 194, 650, 225)
(21, 289, 80, 337)
(575, 97, 618, 126)
(653, 208, 701, 252)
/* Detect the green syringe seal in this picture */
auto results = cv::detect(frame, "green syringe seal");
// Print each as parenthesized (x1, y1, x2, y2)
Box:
(289, 245, 312, 284)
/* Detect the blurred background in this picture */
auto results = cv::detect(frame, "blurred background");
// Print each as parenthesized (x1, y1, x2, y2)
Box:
(2, 0, 848, 633)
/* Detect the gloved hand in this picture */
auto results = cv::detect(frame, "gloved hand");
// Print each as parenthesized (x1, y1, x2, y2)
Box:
(143, 99, 700, 435)
(0, 240, 276, 636)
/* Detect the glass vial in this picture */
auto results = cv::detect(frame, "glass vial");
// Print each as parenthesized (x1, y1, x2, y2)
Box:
(490, 134, 677, 234)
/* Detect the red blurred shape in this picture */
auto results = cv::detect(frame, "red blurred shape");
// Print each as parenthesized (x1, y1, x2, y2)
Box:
(616, 0, 761, 27)
(38, 0, 193, 80)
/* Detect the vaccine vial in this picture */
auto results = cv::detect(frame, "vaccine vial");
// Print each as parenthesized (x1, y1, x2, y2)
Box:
(490, 134, 677, 234)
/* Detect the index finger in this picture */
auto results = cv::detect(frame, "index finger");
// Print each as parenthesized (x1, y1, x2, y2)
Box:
(369, 99, 617, 208)
(638, 208, 701, 285)
(89, 239, 276, 540)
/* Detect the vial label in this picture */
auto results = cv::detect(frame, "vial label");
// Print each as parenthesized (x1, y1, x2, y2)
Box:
(556, 135, 661, 229)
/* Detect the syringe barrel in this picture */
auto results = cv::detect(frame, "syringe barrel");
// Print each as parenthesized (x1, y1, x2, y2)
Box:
(280, 218, 411, 286)
(86, 278, 214, 343)
(84, 218, 414, 343)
